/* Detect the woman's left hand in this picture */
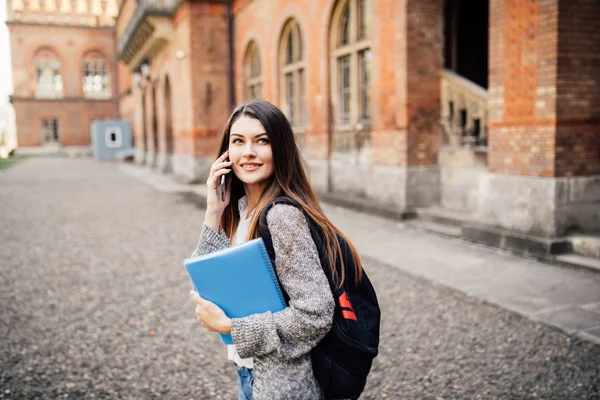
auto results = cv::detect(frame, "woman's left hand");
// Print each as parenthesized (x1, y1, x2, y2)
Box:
(190, 291, 232, 334)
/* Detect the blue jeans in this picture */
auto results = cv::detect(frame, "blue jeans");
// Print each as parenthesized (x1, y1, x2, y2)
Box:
(234, 362, 254, 400)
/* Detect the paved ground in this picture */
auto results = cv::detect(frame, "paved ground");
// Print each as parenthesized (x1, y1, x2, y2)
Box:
(1, 157, 599, 399)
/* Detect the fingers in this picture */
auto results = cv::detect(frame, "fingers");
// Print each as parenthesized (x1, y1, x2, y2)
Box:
(216, 150, 229, 163)
(190, 290, 205, 306)
(207, 160, 232, 188)
(214, 168, 231, 178)
(212, 160, 233, 172)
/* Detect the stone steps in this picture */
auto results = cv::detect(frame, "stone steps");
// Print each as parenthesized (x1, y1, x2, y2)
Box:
(568, 234, 600, 260)
(415, 205, 475, 227)
(412, 206, 600, 275)
(554, 254, 600, 273)
(404, 219, 462, 238)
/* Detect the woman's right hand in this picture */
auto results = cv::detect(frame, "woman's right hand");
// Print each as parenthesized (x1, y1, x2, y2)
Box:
(205, 151, 232, 227)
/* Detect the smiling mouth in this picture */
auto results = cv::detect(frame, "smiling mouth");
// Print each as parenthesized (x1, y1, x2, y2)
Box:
(241, 164, 261, 171)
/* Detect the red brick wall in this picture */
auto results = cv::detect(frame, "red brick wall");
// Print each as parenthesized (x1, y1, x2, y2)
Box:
(487, 0, 554, 177)
(189, 1, 230, 155)
(404, 0, 443, 166)
(554, 0, 600, 176)
(13, 99, 114, 146)
(119, 1, 231, 158)
(232, 0, 442, 166)
(8, 24, 115, 98)
(488, 0, 600, 177)
(8, 23, 116, 147)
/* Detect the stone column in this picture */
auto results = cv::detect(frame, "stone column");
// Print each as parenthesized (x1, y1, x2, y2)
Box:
(181, 1, 231, 183)
(482, 0, 600, 236)
(402, 0, 442, 209)
(371, 0, 442, 211)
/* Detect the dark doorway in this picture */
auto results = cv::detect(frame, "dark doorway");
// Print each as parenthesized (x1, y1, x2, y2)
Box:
(164, 76, 174, 156)
(444, 0, 489, 88)
(151, 85, 159, 166)
(141, 89, 148, 154)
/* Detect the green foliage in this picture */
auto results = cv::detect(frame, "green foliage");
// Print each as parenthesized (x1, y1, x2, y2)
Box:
(0, 155, 25, 170)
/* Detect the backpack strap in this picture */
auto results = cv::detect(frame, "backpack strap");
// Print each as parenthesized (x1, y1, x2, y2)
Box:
(258, 196, 341, 301)
(257, 197, 301, 304)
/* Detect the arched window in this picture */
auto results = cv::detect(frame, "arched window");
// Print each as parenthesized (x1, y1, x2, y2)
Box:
(330, 0, 371, 126)
(33, 48, 63, 99)
(279, 19, 305, 128)
(243, 41, 262, 101)
(82, 51, 111, 99)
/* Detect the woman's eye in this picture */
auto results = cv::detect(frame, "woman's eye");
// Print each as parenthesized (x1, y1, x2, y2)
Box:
(258, 138, 270, 144)
(232, 138, 242, 144)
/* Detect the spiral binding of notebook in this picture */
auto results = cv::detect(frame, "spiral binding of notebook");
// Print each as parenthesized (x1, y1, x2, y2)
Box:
(258, 239, 287, 307)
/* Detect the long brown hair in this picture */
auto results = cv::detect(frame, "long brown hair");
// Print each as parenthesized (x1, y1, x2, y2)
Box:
(216, 99, 363, 288)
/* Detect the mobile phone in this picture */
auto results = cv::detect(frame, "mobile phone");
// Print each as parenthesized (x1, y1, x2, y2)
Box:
(221, 155, 229, 201)
(220, 173, 227, 201)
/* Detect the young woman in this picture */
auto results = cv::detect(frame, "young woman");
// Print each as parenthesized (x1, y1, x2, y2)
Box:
(189, 100, 363, 400)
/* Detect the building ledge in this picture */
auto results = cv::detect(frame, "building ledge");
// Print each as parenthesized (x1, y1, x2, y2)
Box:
(10, 96, 115, 103)
(118, 0, 176, 69)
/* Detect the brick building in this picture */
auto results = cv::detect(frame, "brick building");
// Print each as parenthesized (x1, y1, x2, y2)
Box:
(6, 0, 118, 153)
(9, 0, 600, 247)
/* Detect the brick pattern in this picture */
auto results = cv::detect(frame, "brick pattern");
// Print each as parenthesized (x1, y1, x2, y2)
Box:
(488, 124, 555, 177)
(489, 0, 600, 177)
(231, 0, 442, 167)
(121, 1, 229, 159)
(7, 23, 116, 147)
(504, 0, 538, 122)
(405, 0, 443, 166)
(13, 99, 115, 146)
(554, 0, 600, 176)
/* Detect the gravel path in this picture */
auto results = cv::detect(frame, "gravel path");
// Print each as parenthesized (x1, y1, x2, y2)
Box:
(1, 157, 599, 399)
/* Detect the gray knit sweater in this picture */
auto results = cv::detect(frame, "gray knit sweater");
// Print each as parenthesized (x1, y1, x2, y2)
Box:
(192, 204, 335, 400)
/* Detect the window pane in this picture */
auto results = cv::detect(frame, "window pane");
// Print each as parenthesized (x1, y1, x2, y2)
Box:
(299, 68, 305, 125)
(338, 56, 351, 123)
(358, 0, 369, 40)
(53, 119, 59, 141)
(359, 49, 372, 121)
(41, 118, 59, 143)
(339, 2, 350, 46)
(295, 24, 303, 62)
(286, 33, 293, 65)
(286, 73, 294, 125)
(83, 60, 109, 96)
(251, 51, 260, 77)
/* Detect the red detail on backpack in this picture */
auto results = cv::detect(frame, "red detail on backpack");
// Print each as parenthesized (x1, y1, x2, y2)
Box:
(339, 291, 353, 310)
(341, 309, 358, 321)
(339, 292, 358, 321)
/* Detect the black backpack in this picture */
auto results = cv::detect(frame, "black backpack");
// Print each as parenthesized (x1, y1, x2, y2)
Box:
(258, 197, 381, 400)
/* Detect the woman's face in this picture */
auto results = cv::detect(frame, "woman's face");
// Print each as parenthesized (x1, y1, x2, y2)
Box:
(229, 115, 274, 188)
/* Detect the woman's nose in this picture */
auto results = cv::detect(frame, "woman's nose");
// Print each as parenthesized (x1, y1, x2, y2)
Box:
(242, 143, 256, 158)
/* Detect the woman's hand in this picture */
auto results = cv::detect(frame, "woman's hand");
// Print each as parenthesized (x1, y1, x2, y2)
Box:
(190, 290, 232, 334)
(205, 151, 232, 231)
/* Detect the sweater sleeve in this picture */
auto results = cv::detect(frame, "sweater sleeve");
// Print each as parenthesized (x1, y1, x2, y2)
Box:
(190, 224, 230, 258)
(230, 204, 335, 360)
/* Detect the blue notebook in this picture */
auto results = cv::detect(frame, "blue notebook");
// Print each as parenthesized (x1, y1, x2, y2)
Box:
(183, 237, 287, 345)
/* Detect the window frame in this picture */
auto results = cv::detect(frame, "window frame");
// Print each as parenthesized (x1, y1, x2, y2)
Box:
(244, 41, 263, 101)
(33, 50, 63, 99)
(279, 19, 306, 131)
(41, 118, 60, 145)
(330, 0, 372, 131)
(82, 51, 111, 99)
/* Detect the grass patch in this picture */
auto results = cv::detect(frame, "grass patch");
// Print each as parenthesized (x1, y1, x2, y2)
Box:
(0, 155, 26, 170)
